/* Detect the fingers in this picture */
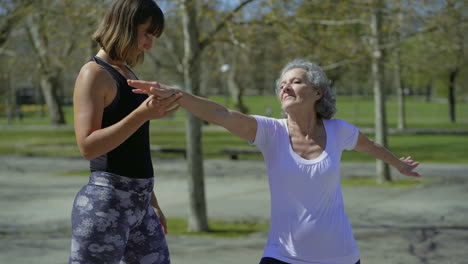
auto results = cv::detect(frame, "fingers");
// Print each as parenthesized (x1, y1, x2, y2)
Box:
(399, 156, 422, 177)
(132, 86, 164, 96)
(133, 85, 176, 99)
(146, 93, 182, 118)
(127, 79, 158, 90)
(406, 171, 422, 177)
(159, 217, 168, 235)
(163, 105, 181, 116)
(129, 79, 178, 100)
(400, 156, 414, 162)
(152, 93, 182, 109)
(400, 156, 418, 167)
(132, 89, 147, 94)
(150, 86, 177, 98)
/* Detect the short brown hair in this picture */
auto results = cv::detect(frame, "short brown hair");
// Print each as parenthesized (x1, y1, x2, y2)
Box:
(92, 0, 164, 67)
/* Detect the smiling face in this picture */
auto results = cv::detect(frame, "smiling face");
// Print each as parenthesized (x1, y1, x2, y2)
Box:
(278, 68, 322, 113)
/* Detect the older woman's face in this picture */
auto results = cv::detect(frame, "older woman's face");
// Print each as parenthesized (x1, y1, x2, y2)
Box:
(278, 68, 320, 111)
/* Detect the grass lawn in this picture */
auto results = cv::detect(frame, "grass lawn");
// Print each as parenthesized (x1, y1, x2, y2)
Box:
(166, 218, 269, 238)
(1, 95, 468, 129)
(1, 127, 467, 163)
(1, 95, 467, 162)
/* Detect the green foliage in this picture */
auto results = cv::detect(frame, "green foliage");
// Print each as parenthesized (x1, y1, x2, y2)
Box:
(340, 177, 426, 188)
(2, 0, 468, 124)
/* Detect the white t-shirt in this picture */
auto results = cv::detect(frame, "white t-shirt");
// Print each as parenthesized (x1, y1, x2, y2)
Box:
(251, 115, 361, 264)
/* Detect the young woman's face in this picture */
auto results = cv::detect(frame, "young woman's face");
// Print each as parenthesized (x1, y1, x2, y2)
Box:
(136, 18, 157, 54)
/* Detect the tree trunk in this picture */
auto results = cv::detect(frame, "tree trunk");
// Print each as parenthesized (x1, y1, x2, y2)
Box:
(181, 0, 209, 232)
(371, 0, 391, 183)
(394, 46, 406, 130)
(178, 0, 256, 232)
(394, 8, 406, 131)
(448, 68, 458, 123)
(227, 55, 248, 113)
(26, 14, 66, 125)
(39, 70, 65, 125)
(424, 80, 433, 102)
(4, 73, 13, 125)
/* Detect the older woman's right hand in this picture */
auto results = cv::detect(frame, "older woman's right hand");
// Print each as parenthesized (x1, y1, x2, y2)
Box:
(128, 80, 178, 99)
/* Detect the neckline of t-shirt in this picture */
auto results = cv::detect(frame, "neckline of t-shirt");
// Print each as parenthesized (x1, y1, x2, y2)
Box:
(284, 118, 329, 165)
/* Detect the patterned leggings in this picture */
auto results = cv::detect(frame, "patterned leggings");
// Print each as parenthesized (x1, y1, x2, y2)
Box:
(69, 171, 170, 264)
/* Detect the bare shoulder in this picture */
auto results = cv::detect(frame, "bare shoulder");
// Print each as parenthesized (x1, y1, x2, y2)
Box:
(77, 62, 112, 85)
(74, 61, 117, 102)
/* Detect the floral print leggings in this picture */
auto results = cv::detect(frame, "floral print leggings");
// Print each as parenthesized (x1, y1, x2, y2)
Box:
(69, 171, 170, 264)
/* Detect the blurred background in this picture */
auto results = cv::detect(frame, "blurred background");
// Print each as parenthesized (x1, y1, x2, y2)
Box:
(1, 0, 467, 170)
(1, 1, 468, 263)
(1, 0, 467, 126)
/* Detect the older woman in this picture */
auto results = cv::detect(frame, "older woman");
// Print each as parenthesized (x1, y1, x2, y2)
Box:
(129, 59, 421, 264)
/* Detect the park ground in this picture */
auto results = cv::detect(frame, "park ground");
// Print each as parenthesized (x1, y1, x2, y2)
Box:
(0, 156, 467, 264)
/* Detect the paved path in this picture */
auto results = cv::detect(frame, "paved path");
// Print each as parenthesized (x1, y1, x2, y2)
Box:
(0, 156, 467, 264)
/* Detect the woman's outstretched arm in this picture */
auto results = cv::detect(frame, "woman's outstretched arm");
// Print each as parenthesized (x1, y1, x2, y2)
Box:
(128, 80, 257, 142)
(354, 132, 422, 177)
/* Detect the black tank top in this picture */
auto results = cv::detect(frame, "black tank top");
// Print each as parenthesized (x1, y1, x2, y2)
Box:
(89, 56, 153, 179)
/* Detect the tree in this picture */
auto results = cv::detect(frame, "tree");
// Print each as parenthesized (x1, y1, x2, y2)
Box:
(434, 0, 467, 123)
(179, 0, 208, 232)
(370, 0, 391, 183)
(3, 0, 107, 125)
(178, 0, 257, 232)
(399, 0, 468, 122)
(0, 0, 33, 122)
(0, 0, 33, 49)
(26, 12, 66, 125)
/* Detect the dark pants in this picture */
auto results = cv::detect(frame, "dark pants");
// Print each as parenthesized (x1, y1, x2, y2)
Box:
(260, 257, 361, 264)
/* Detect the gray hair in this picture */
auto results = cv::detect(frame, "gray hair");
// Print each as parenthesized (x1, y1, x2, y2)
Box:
(276, 59, 336, 119)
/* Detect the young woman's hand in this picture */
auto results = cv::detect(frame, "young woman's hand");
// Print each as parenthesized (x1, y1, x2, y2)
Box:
(152, 206, 168, 235)
(135, 94, 181, 121)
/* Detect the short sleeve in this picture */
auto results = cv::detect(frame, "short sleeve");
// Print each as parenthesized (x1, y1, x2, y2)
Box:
(250, 115, 282, 151)
(338, 119, 359, 150)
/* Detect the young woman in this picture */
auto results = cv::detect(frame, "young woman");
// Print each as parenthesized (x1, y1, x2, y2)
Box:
(128, 59, 421, 264)
(70, 1, 180, 263)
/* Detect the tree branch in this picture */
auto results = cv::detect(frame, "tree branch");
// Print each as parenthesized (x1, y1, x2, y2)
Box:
(0, 0, 33, 47)
(296, 18, 366, 25)
(161, 36, 184, 74)
(199, 0, 256, 50)
(322, 57, 366, 71)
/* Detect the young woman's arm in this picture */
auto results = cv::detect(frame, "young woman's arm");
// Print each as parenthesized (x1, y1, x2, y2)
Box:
(128, 80, 258, 142)
(74, 64, 181, 160)
(353, 132, 421, 177)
